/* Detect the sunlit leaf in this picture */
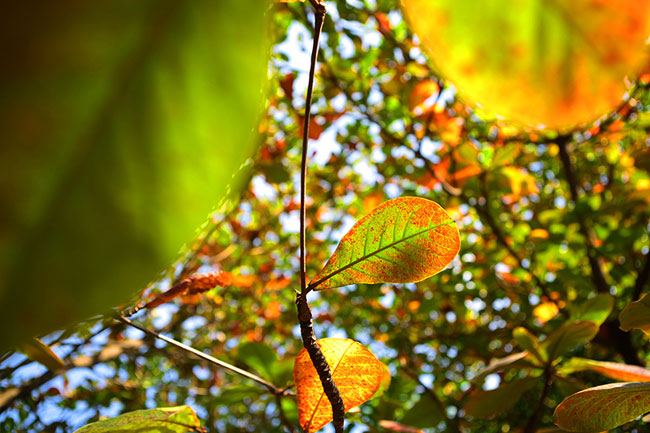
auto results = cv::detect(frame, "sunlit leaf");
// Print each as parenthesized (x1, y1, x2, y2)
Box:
(371, 361, 392, 399)
(73, 405, 202, 433)
(553, 382, 650, 432)
(379, 420, 424, 433)
(571, 294, 614, 326)
(0, 0, 268, 349)
(464, 376, 541, 419)
(402, 0, 650, 128)
(293, 338, 385, 432)
(144, 271, 233, 309)
(309, 197, 460, 290)
(560, 357, 650, 383)
(619, 291, 650, 332)
(19, 338, 64, 372)
(540, 321, 599, 361)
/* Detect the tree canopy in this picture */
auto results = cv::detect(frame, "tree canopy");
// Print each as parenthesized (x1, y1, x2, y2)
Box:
(2, 1, 650, 432)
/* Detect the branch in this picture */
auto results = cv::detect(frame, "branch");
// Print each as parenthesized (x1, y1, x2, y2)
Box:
(523, 366, 553, 433)
(295, 3, 346, 432)
(633, 252, 650, 301)
(117, 316, 288, 396)
(556, 138, 610, 294)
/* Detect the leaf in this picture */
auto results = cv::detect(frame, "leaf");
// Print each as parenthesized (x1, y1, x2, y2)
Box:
(293, 338, 385, 433)
(73, 405, 203, 433)
(371, 361, 392, 399)
(0, 0, 269, 350)
(560, 357, 650, 383)
(553, 382, 650, 432)
(619, 291, 650, 332)
(571, 294, 614, 327)
(19, 338, 64, 372)
(400, 393, 445, 428)
(513, 327, 544, 364)
(144, 271, 234, 309)
(379, 420, 424, 433)
(309, 197, 460, 290)
(236, 342, 278, 380)
(472, 351, 530, 383)
(464, 376, 541, 419)
(540, 321, 599, 361)
(402, 0, 650, 128)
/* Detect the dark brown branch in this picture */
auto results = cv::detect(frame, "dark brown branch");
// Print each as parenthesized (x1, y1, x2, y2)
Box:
(296, 3, 346, 433)
(633, 253, 650, 301)
(556, 138, 610, 294)
(523, 366, 553, 433)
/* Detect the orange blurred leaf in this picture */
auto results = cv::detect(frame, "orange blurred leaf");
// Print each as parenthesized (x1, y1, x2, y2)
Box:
(144, 271, 233, 309)
(409, 80, 440, 116)
(561, 358, 650, 383)
(294, 338, 385, 432)
(379, 420, 424, 433)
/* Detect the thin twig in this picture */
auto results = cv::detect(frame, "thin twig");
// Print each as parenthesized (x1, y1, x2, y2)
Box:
(116, 316, 287, 396)
(523, 366, 553, 433)
(295, 2, 346, 433)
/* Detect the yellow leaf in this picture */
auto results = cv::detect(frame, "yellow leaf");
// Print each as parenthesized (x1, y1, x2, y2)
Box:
(294, 338, 386, 432)
(20, 338, 64, 372)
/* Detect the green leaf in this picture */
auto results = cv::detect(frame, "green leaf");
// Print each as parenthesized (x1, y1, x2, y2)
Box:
(472, 351, 530, 383)
(0, 0, 269, 349)
(619, 291, 650, 332)
(513, 327, 544, 364)
(19, 338, 64, 372)
(571, 293, 614, 326)
(309, 197, 460, 290)
(400, 393, 445, 428)
(559, 357, 650, 383)
(553, 382, 650, 432)
(402, 0, 650, 128)
(73, 405, 202, 433)
(464, 376, 541, 419)
(540, 321, 599, 361)
(236, 342, 278, 380)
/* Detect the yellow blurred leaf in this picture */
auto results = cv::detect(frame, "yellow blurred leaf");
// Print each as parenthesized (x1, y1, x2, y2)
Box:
(534, 302, 560, 324)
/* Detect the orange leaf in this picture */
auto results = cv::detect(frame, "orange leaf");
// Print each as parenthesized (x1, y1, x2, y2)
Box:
(562, 358, 650, 383)
(294, 338, 385, 432)
(379, 420, 424, 433)
(409, 80, 440, 116)
(144, 271, 233, 309)
(309, 197, 460, 290)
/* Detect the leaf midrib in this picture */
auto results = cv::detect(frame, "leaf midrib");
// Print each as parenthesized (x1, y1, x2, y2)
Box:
(308, 218, 455, 290)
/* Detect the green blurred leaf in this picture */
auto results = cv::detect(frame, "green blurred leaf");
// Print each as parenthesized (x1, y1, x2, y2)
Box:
(73, 405, 202, 433)
(540, 321, 599, 361)
(513, 327, 544, 364)
(619, 291, 650, 332)
(464, 376, 540, 419)
(472, 351, 530, 384)
(571, 293, 614, 326)
(553, 382, 650, 432)
(0, 0, 269, 349)
(400, 393, 445, 428)
(236, 342, 278, 380)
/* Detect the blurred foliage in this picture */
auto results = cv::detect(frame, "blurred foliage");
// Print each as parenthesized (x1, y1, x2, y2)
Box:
(0, 0, 269, 350)
(2, 0, 650, 432)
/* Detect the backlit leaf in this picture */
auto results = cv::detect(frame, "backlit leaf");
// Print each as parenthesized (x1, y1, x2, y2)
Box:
(19, 338, 64, 372)
(473, 351, 530, 383)
(309, 197, 460, 290)
(371, 361, 392, 399)
(534, 302, 560, 324)
(144, 271, 233, 309)
(464, 376, 541, 419)
(619, 291, 650, 332)
(571, 294, 614, 326)
(560, 357, 650, 383)
(293, 338, 385, 433)
(73, 405, 202, 433)
(513, 327, 544, 364)
(402, 0, 650, 128)
(540, 321, 599, 361)
(379, 420, 424, 433)
(553, 382, 650, 432)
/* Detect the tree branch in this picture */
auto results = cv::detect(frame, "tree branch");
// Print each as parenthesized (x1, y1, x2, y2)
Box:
(523, 366, 553, 433)
(295, 3, 346, 433)
(117, 316, 288, 396)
